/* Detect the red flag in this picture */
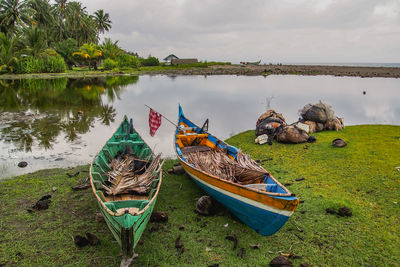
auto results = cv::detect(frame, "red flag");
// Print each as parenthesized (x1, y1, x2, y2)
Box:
(149, 108, 162, 136)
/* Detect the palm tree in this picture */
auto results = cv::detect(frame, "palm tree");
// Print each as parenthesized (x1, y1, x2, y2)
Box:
(22, 26, 47, 57)
(101, 38, 122, 59)
(0, 0, 31, 36)
(28, 0, 53, 44)
(72, 42, 102, 70)
(0, 32, 19, 72)
(52, 0, 67, 41)
(65, 1, 89, 45)
(80, 14, 97, 44)
(93, 9, 111, 41)
(28, 0, 52, 27)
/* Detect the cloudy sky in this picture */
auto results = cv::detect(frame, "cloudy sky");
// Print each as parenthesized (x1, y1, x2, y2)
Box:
(81, 0, 400, 63)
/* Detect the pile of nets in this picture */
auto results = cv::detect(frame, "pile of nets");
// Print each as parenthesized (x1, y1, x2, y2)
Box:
(185, 149, 267, 185)
(298, 101, 344, 132)
(255, 109, 311, 144)
(255, 110, 286, 137)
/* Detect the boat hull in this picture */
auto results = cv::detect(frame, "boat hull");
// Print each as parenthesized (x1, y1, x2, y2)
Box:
(175, 105, 298, 236)
(97, 198, 156, 257)
(181, 160, 295, 235)
(90, 116, 163, 258)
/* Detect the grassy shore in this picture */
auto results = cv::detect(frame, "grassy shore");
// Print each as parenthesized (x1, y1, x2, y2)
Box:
(1, 63, 400, 80)
(0, 63, 227, 80)
(1, 125, 399, 266)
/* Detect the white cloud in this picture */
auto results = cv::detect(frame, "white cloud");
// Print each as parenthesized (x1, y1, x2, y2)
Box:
(80, 0, 400, 63)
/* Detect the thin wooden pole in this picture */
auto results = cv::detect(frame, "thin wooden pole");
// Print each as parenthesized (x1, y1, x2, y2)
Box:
(144, 104, 178, 128)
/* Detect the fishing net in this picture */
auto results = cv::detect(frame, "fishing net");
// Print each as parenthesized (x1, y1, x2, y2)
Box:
(255, 109, 286, 137)
(103, 153, 162, 196)
(299, 101, 335, 123)
(185, 149, 267, 185)
(276, 125, 309, 143)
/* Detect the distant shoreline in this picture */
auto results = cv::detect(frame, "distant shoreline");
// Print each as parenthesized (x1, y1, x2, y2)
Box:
(1, 63, 400, 80)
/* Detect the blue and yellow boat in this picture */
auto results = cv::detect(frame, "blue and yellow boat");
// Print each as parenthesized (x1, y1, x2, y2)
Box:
(174, 106, 298, 235)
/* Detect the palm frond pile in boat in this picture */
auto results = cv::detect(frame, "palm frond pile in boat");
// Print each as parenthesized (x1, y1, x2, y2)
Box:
(185, 149, 267, 184)
(103, 153, 163, 195)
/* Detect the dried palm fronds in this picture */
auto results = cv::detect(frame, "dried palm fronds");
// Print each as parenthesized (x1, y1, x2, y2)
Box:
(103, 154, 163, 196)
(185, 149, 267, 185)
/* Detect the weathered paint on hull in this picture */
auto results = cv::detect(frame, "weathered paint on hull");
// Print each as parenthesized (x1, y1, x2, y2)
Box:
(185, 165, 292, 235)
(98, 199, 156, 257)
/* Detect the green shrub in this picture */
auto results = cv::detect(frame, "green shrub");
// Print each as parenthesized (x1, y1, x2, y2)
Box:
(103, 58, 117, 70)
(12, 55, 66, 74)
(54, 38, 78, 70)
(116, 54, 139, 69)
(44, 55, 66, 73)
(140, 56, 160, 66)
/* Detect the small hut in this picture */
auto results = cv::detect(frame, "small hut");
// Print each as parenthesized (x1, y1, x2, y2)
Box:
(171, 58, 198, 65)
(163, 54, 179, 65)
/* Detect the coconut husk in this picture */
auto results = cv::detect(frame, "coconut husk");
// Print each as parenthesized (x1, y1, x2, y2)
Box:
(276, 125, 309, 144)
(185, 149, 267, 185)
(196, 196, 214, 215)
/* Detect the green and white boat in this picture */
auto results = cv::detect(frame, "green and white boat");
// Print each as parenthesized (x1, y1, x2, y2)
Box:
(90, 116, 163, 263)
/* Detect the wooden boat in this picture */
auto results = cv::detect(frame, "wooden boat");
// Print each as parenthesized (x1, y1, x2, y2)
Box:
(90, 116, 163, 261)
(240, 60, 261, 65)
(174, 106, 298, 235)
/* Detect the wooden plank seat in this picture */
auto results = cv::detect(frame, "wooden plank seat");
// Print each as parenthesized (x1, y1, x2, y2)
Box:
(181, 145, 211, 154)
(99, 191, 150, 202)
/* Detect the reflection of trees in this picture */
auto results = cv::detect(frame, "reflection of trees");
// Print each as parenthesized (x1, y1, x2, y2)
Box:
(0, 76, 139, 151)
(1, 120, 34, 152)
(99, 104, 116, 126)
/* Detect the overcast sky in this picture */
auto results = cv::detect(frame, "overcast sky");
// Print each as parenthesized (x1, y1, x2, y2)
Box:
(80, 0, 400, 63)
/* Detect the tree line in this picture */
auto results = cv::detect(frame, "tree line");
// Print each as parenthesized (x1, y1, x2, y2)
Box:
(0, 0, 159, 74)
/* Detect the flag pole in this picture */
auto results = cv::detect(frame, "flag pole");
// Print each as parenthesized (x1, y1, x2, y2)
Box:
(145, 104, 179, 128)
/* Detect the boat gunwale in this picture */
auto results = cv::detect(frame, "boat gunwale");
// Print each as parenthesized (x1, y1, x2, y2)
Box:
(174, 109, 294, 198)
(89, 116, 163, 217)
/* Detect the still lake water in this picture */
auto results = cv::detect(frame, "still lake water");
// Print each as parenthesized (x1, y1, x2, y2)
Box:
(0, 75, 399, 178)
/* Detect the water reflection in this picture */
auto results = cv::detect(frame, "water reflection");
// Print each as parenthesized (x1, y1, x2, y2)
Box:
(0, 75, 399, 178)
(0, 76, 138, 152)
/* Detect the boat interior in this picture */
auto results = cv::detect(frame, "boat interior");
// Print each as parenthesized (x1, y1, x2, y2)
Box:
(175, 121, 289, 195)
(91, 121, 160, 214)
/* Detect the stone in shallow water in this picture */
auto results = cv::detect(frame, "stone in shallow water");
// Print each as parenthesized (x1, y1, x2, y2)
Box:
(17, 161, 28, 168)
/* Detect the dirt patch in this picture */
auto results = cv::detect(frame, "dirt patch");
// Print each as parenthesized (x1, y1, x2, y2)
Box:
(2, 64, 400, 80)
(146, 64, 400, 78)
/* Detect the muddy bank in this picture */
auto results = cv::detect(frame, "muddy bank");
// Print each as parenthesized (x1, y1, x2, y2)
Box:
(153, 64, 400, 78)
(1, 64, 399, 79)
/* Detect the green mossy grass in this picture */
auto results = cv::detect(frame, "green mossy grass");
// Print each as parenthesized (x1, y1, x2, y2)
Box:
(0, 64, 230, 80)
(1, 125, 399, 266)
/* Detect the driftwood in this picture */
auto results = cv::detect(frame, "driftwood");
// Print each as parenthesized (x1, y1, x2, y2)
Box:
(72, 178, 90, 190)
(185, 149, 267, 185)
(103, 154, 162, 196)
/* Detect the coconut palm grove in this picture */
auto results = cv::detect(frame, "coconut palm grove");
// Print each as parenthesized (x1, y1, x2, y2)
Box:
(0, 0, 158, 74)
